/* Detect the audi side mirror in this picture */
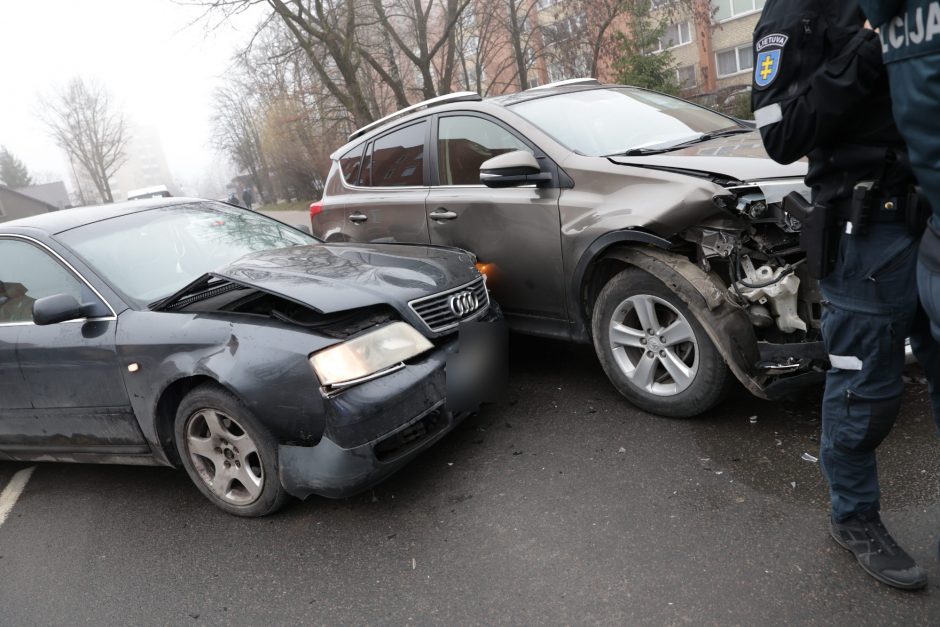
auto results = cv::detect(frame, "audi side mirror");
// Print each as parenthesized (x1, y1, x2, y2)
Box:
(480, 150, 552, 188)
(33, 293, 101, 326)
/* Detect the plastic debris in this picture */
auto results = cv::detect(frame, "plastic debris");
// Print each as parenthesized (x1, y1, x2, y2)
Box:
(749, 415, 758, 424)
(412, 558, 416, 570)
(790, 481, 797, 489)
(801, 452, 818, 463)
(618, 447, 626, 454)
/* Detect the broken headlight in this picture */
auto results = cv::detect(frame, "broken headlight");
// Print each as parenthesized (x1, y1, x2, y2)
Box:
(310, 321, 433, 389)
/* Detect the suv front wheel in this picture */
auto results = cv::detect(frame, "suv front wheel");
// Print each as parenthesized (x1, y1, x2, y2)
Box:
(592, 269, 730, 418)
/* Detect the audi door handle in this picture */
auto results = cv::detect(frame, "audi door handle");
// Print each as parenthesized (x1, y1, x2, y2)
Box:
(349, 212, 368, 224)
(429, 208, 458, 221)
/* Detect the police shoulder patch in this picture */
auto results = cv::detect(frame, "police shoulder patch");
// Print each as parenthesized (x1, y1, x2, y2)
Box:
(754, 33, 789, 89)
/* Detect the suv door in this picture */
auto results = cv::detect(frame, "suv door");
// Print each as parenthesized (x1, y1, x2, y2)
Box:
(426, 113, 567, 327)
(343, 120, 431, 244)
(0, 237, 147, 456)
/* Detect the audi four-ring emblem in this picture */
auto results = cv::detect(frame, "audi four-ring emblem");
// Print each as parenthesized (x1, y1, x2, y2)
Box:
(448, 291, 479, 317)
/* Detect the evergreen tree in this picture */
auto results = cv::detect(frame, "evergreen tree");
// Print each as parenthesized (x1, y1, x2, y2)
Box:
(0, 146, 33, 188)
(612, 1, 681, 96)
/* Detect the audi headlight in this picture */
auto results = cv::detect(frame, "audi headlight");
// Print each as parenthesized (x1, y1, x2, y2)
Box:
(310, 321, 434, 388)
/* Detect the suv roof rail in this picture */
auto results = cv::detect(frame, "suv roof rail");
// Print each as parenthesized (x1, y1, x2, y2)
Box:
(348, 91, 482, 141)
(528, 77, 600, 91)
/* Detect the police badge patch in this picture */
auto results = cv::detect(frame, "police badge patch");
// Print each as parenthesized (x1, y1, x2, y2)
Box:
(754, 33, 788, 88)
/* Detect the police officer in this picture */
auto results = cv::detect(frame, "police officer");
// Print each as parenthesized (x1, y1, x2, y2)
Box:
(753, 1, 940, 590)
(857, 1, 940, 342)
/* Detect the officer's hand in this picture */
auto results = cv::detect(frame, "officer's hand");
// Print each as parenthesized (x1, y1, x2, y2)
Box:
(863, 20, 880, 33)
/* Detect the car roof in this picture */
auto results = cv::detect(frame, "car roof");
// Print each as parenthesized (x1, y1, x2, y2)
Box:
(0, 197, 208, 235)
(485, 83, 611, 107)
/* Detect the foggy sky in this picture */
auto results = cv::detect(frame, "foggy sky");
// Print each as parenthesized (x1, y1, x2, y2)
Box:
(0, 0, 266, 196)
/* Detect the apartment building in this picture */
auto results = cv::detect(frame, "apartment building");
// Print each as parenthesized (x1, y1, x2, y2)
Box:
(519, 0, 764, 96)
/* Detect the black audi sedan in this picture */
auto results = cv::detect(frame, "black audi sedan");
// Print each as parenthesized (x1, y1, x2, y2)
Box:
(0, 199, 495, 516)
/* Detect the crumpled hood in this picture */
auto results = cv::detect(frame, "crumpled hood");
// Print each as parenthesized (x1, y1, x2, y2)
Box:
(607, 131, 807, 182)
(213, 242, 479, 315)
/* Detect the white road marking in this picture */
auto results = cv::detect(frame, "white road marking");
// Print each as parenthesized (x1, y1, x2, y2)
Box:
(0, 466, 36, 527)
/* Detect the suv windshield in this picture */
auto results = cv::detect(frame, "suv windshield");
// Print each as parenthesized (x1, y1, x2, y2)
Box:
(509, 87, 739, 157)
(58, 202, 316, 306)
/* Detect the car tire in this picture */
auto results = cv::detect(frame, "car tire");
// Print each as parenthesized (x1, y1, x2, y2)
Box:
(174, 384, 290, 517)
(592, 268, 730, 418)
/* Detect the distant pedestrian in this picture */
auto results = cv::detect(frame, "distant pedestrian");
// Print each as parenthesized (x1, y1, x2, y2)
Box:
(242, 187, 254, 211)
(227, 191, 239, 206)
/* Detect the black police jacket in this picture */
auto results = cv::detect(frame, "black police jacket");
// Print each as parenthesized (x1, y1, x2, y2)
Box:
(752, 0, 913, 204)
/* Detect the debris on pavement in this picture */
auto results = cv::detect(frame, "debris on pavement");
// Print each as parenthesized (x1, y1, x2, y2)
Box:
(749, 415, 758, 424)
(801, 452, 818, 463)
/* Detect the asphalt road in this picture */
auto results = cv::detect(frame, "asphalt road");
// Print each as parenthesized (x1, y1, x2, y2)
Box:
(1, 335, 939, 626)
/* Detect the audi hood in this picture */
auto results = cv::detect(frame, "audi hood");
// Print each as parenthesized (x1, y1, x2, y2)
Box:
(211, 242, 482, 317)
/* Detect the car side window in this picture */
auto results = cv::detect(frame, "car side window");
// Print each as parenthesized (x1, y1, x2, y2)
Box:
(437, 116, 531, 185)
(370, 121, 427, 187)
(358, 142, 373, 187)
(0, 239, 85, 323)
(339, 145, 364, 184)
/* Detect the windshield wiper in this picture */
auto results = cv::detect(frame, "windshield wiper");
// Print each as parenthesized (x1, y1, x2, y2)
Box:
(149, 274, 218, 311)
(607, 127, 753, 157)
(664, 127, 753, 150)
(608, 146, 667, 156)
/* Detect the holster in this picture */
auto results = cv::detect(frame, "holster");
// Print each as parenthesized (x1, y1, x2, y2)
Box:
(784, 191, 835, 280)
(907, 186, 931, 236)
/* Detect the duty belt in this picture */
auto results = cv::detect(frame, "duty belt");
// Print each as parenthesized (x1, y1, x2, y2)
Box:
(837, 196, 910, 223)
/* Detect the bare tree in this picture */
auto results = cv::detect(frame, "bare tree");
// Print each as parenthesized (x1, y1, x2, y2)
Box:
(40, 78, 128, 203)
(191, 0, 473, 125)
(212, 79, 274, 202)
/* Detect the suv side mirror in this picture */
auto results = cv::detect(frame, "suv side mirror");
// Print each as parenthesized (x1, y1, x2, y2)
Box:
(33, 294, 101, 326)
(480, 150, 553, 188)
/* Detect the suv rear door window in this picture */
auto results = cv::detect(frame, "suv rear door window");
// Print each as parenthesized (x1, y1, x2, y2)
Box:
(370, 121, 427, 187)
(339, 145, 364, 184)
(437, 116, 530, 185)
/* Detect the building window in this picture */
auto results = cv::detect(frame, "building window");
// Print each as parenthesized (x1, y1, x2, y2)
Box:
(676, 65, 696, 88)
(713, 0, 765, 22)
(543, 12, 586, 45)
(716, 44, 753, 77)
(655, 21, 692, 51)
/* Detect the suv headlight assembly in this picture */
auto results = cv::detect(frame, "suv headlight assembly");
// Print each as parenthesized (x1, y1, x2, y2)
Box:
(310, 321, 433, 389)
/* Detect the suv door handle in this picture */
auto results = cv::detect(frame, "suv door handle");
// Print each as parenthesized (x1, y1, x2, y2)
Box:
(429, 208, 458, 221)
(349, 212, 368, 224)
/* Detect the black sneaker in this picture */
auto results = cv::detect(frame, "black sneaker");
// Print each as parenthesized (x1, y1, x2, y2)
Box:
(829, 513, 928, 590)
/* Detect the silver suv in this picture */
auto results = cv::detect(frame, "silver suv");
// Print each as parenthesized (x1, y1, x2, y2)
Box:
(312, 79, 818, 418)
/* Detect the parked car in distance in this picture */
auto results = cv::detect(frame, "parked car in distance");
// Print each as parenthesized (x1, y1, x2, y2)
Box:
(312, 79, 821, 418)
(0, 199, 497, 516)
(126, 184, 172, 200)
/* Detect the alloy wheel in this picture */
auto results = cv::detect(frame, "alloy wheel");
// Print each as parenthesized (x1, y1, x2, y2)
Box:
(607, 294, 699, 397)
(185, 408, 264, 505)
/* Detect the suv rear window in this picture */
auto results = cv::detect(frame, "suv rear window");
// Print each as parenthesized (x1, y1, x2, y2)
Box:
(370, 121, 427, 187)
(339, 145, 364, 184)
